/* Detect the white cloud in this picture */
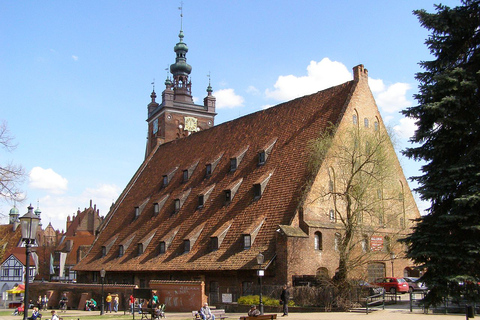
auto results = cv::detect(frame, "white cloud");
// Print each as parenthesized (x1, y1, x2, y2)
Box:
(36, 183, 121, 231)
(394, 117, 417, 139)
(29, 167, 68, 194)
(246, 86, 260, 95)
(214, 88, 245, 109)
(265, 58, 352, 101)
(72, 55, 79, 61)
(371, 80, 412, 113)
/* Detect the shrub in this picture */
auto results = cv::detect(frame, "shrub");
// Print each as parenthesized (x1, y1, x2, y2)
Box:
(237, 295, 282, 307)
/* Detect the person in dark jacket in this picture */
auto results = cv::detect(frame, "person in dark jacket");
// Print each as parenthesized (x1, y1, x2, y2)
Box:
(280, 285, 289, 316)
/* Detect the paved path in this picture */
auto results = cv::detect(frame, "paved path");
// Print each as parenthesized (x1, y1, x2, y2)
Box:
(2, 303, 468, 320)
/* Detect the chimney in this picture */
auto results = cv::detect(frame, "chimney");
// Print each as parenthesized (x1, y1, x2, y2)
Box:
(353, 64, 368, 82)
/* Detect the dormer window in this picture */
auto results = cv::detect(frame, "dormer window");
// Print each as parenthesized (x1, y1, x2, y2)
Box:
(183, 240, 191, 253)
(159, 241, 166, 254)
(198, 195, 204, 208)
(138, 243, 143, 256)
(243, 235, 251, 249)
(224, 190, 232, 203)
(205, 164, 212, 177)
(154, 203, 160, 215)
(183, 170, 189, 182)
(230, 158, 237, 172)
(174, 199, 180, 212)
(163, 175, 168, 187)
(135, 207, 140, 217)
(230, 146, 249, 172)
(101, 246, 106, 257)
(210, 237, 219, 251)
(258, 151, 266, 166)
(119, 245, 124, 257)
(253, 184, 262, 200)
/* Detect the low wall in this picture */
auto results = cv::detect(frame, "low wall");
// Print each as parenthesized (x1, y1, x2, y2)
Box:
(150, 280, 206, 312)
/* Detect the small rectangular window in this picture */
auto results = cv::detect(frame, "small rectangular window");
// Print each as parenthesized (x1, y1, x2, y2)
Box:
(230, 158, 237, 172)
(253, 184, 262, 200)
(353, 114, 358, 125)
(163, 175, 168, 187)
(174, 199, 180, 212)
(183, 170, 189, 182)
(159, 242, 166, 254)
(258, 151, 266, 166)
(154, 203, 160, 215)
(138, 244, 143, 256)
(184, 240, 190, 253)
(206, 164, 212, 176)
(329, 209, 336, 222)
(211, 237, 218, 251)
(364, 118, 369, 128)
(135, 207, 140, 217)
(119, 245, 124, 257)
(198, 195, 204, 208)
(101, 246, 106, 257)
(225, 190, 232, 203)
(243, 234, 251, 249)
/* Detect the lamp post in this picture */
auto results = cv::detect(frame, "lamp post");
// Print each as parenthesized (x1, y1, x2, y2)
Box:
(390, 253, 396, 277)
(256, 253, 264, 315)
(100, 269, 106, 315)
(20, 205, 40, 320)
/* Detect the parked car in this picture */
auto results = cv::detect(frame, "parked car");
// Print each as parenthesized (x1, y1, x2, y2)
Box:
(404, 277, 427, 292)
(373, 277, 409, 294)
(351, 280, 385, 295)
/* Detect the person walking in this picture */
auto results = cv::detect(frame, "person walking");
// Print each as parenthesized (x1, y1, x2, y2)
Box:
(280, 285, 289, 316)
(113, 295, 119, 312)
(106, 293, 112, 313)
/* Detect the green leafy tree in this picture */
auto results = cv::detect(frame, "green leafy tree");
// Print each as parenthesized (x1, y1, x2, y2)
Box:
(402, 1, 480, 306)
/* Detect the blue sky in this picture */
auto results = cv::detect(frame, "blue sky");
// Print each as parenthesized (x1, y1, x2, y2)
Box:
(0, 1, 461, 231)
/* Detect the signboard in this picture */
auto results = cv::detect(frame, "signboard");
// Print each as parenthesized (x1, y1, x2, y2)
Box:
(370, 236, 384, 252)
(222, 293, 232, 303)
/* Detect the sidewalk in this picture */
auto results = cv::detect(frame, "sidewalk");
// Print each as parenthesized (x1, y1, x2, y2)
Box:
(2, 304, 469, 320)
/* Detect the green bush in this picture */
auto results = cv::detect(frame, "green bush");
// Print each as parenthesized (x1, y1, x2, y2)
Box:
(237, 295, 291, 307)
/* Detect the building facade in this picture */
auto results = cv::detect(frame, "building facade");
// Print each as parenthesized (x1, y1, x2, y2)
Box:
(75, 27, 420, 305)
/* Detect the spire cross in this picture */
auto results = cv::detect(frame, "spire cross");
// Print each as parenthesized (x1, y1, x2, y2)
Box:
(207, 72, 211, 85)
(151, 78, 155, 91)
(178, 1, 184, 31)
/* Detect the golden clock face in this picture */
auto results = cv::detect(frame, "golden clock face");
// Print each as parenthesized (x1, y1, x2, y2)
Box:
(184, 117, 198, 132)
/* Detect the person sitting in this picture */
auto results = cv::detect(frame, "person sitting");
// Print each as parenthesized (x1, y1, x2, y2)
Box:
(28, 307, 41, 320)
(199, 303, 215, 320)
(50, 310, 59, 320)
(89, 298, 97, 311)
(248, 305, 260, 317)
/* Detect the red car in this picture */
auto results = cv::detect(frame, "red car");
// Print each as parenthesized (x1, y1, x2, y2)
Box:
(373, 277, 410, 294)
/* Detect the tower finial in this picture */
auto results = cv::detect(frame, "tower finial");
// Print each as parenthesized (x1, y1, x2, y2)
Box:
(178, 1, 184, 31)
(151, 78, 155, 91)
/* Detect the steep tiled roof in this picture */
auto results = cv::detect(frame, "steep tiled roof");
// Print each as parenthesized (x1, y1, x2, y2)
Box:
(0, 224, 22, 263)
(75, 80, 355, 272)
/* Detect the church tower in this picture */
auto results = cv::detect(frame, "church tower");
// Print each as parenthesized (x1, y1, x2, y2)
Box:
(145, 25, 216, 158)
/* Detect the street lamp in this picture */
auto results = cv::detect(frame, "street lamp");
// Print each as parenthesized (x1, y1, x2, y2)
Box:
(100, 269, 106, 315)
(390, 253, 396, 277)
(256, 253, 264, 315)
(20, 205, 40, 320)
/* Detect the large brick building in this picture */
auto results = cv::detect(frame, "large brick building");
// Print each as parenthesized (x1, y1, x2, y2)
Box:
(75, 27, 420, 303)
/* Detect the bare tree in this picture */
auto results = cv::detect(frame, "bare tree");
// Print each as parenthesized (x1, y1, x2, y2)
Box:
(308, 124, 408, 284)
(0, 120, 24, 207)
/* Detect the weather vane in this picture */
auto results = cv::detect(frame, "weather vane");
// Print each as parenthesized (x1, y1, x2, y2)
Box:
(151, 78, 155, 91)
(207, 72, 211, 85)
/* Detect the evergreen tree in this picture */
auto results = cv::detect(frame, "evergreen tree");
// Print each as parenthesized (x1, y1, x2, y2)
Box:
(402, 1, 480, 306)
